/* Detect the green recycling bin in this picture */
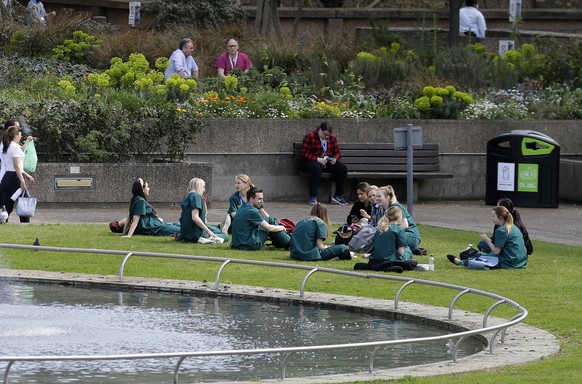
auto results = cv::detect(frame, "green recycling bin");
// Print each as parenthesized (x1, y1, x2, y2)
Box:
(486, 130, 560, 208)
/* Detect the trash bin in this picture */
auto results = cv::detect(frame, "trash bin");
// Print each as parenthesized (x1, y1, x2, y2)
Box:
(486, 130, 560, 208)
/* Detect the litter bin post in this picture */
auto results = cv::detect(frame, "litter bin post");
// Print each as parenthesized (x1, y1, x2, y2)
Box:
(486, 130, 560, 208)
(394, 124, 423, 216)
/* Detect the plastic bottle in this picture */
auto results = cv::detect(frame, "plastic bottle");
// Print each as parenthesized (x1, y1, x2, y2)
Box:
(428, 254, 434, 271)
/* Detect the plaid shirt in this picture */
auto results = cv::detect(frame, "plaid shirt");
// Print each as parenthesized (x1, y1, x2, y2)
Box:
(300, 129, 341, 161)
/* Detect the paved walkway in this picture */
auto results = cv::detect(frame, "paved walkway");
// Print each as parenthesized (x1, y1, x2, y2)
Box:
(30, 200, 582, 246)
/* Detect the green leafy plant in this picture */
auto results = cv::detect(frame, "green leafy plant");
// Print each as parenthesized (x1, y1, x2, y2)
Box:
(415, 85, 473, 119)
(52, 30, 103, 64)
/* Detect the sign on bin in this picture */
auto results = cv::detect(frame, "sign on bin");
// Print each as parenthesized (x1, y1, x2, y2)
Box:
(486, 130, 560, 208)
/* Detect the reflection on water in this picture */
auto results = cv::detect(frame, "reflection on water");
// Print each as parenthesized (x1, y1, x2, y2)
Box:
(0, 283, 484, 383)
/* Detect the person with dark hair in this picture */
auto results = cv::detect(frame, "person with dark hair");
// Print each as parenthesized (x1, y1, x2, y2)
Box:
(290, 202, 351, 261)
(122, 178, 180, 237)
(345, 181, 371, 225)
(215, 38, 253, 79)
(299, 121, 348, 206)
(177, 177, 227, 243)
(459, 0, 486, 38)
(164, 38, 199, 80)
(231, 187, 290, 250)
(0, 126, 35, 221)
(447, 206, 527, 270)
(477, 197, 533, 255)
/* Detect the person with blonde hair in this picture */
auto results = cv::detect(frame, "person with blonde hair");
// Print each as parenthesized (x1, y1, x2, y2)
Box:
(290, 202, 351, 261)
(177, 177, 227, 243)
(381, 185, 421, 248)
(353, 206, 417, 273)
(221, 174, 269, 234)
(448, 206, 527, 270)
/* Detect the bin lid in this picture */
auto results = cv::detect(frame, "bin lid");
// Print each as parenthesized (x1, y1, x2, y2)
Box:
(491, 130, 560, 156)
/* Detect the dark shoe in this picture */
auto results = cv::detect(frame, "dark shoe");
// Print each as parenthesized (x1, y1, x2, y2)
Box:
(447, 254, 461, 265)
(331, 195, 348, 206)
(308, 196, 318, 205)
(383, 266, 404, 273)
(354, 262, 370, 270)
(412, 247, 427, 256)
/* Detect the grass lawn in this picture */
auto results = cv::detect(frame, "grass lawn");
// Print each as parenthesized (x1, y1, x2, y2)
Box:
(1, 223, 581, 383)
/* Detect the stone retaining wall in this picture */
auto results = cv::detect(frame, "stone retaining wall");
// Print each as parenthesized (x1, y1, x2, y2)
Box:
(32, 119, 581, 204)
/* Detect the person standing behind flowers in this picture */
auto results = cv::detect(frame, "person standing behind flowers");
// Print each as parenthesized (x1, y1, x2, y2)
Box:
(0, 126, 34, 221)
(177, 177, 227, 243)
(291, 203, 351, 261)
(164, 38, 199, 80)
(122, 178, 180, 237)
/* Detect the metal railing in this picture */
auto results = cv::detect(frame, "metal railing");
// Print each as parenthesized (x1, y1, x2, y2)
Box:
(0, 243, 528, 384)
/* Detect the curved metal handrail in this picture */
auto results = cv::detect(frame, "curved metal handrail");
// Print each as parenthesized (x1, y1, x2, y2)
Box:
(0, 243, 529, 384)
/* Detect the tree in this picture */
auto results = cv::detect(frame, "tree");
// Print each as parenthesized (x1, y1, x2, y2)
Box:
(255, 0, 282, 38)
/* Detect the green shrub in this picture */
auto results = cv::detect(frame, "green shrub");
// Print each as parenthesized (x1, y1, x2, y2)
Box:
(52, 30, 103, 64)
(142, 0, 245, 30)
(415, 85, 473, 119)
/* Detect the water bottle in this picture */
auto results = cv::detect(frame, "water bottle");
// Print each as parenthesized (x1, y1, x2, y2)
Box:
(428, 254, 434, 271)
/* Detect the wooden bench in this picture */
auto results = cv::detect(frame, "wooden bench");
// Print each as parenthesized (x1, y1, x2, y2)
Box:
(293, 142, 453, 200)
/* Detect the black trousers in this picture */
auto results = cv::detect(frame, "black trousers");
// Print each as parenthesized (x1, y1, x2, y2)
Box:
(0, 171, 20, 216)
(299, 160, 348, 198)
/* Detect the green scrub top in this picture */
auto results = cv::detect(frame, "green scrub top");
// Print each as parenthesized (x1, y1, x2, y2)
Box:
(231, 203, 267, 250)
(179, 191, 205, 242)
(370, 224, 411, 262)
(290, 217, 327, 261)
(494, 225, 528, 269)
(130, 196, 179, 236)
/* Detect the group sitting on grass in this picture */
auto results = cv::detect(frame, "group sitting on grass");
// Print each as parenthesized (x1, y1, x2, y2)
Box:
(117, 177, 530, 272)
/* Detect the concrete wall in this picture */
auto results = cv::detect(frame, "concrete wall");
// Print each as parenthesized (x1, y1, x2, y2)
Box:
(32, 162, 212, 205)
(31, 119, 581, 204)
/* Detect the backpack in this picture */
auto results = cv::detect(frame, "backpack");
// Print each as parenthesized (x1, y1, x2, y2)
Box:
(279, 218, 296, 234)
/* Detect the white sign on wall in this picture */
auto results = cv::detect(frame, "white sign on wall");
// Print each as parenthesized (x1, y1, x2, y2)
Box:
(128, 2, 141, 26)
(509, 0, 522, 23)
(497, 162, 515, 191)
(499, 40, 515, 56)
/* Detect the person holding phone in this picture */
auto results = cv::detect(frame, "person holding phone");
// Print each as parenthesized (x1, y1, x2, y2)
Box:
(299, 121, 348, 206)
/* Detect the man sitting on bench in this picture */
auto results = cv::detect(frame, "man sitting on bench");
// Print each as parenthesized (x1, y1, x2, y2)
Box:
(299, 121, 348, 206)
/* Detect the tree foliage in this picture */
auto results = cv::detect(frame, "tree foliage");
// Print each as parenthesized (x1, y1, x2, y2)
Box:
(142, 0, 246, 30)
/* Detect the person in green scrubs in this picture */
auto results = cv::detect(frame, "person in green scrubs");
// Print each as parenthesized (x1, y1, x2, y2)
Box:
(123, 178, 180, 237)
(231, 187, 290, 250)
(290, 202, 351, 261)
(178, 177, 227, 243)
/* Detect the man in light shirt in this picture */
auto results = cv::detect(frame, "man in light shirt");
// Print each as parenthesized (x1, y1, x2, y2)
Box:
(459, 0, 486, 38)
(164, 38, 199, 81)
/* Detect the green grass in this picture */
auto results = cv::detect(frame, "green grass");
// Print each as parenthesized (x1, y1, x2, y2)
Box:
(1, 223, 581, 383)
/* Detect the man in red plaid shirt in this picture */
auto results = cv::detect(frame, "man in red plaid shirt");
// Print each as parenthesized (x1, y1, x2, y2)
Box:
(300, 121, 348, 206)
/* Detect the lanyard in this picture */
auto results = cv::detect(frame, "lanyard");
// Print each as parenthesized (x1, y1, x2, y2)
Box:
(320, 138, 328, 155)
(230, 54, 238, 69)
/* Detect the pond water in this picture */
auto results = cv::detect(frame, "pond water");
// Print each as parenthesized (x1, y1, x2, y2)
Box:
(0, 282, 484, 383)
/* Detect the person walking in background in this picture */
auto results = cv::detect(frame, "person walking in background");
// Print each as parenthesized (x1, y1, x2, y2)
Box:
(215, 38, 253, 79)
(177, 177, 227, 243)
(447, 206, 527, 270)
(459, 0, 486, 38)
(0, 126, 35, 222)
(290, 202, 351, 261)
(231, 187, 290, 251)
(122, 178, 180, 237)
(299, 121, 348, 206)
(164, 38, 199, 80)
(27, 0, 56, 26)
